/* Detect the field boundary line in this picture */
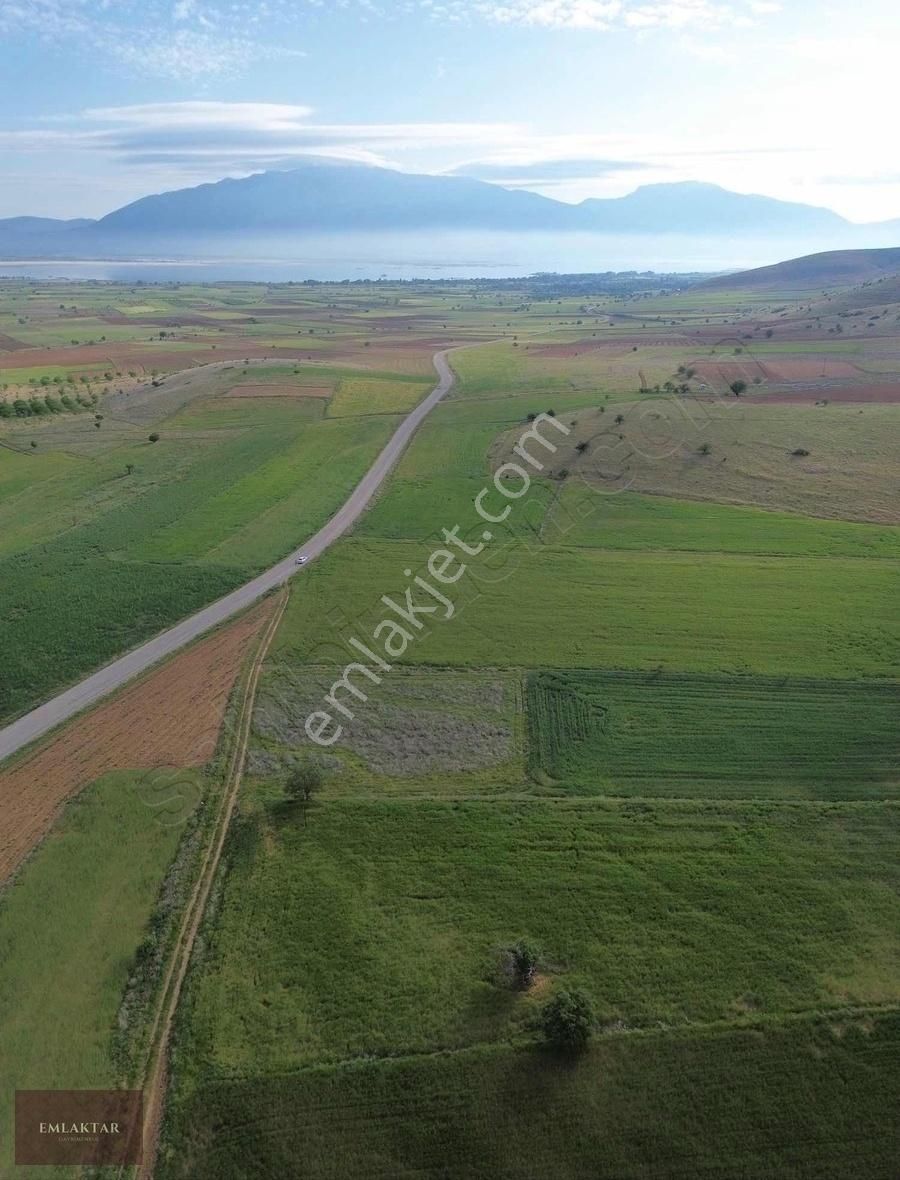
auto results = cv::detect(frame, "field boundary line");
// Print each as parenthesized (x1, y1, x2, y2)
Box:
(126, 585, 288, 1180)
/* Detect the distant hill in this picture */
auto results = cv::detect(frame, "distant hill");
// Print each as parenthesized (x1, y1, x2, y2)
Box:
(696, 246, 900, 291)
(579, 181, 848, 236)
(0, 216, 95, 257)
(1, 162, 899, 261)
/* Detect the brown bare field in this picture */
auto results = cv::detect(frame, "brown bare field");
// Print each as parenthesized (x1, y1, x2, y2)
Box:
(746, 383, 900, 404)
(0, 599, 275, 883)
(534, 336, 688, 358)
(224, 382, 334, 399)
(692, 358, 865, 385)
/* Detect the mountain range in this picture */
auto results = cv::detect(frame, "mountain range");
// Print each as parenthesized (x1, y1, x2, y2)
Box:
(1, 158, 899, 261)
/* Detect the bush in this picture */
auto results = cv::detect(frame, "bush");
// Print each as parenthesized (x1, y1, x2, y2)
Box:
(540, 988, 594, 1051)
(285, 762, 324, 804)
(148, 433, 160, 443)
(509, 939, 540, 988)
(791, 447, 810, 457)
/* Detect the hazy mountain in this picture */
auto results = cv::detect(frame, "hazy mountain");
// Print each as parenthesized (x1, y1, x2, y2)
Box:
(94, 159, 572, 236)
(0, 216, 96, 257)
(697, 246, 900, 290)
(579, 181, 849, 236)
(1, 161, 899, 262)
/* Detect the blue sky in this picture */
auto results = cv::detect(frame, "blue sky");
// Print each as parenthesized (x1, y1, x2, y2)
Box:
(1, 0, 898, 220)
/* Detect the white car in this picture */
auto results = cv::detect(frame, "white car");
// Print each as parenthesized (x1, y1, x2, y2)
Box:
(295, 555, 309, 566)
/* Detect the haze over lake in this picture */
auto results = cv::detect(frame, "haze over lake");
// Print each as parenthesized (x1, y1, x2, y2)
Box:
(0, 229, 877, 283)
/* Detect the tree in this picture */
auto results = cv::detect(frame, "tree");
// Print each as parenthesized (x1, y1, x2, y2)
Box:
(730, 380, 747, 397)
(614, 413, 625, 425)
(575, 441, 589, 454)
(540, 988, 594, 1051)
(125, 463, 135, 475)
(148, 432, 160, 443)
(509, 939, 540, 988)
(698, 441, 712, 455)
(285, 761, 324, 804)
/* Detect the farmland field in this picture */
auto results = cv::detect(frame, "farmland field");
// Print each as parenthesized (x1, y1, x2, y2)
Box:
(2, 275, 899, 1180)
(0, 768, 204, 1180)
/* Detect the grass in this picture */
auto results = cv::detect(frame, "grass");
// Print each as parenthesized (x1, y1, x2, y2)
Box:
(160, 1011, 900, 1180)
(328, 376, 431, 417)
(171, 797, 899, 1075)
(500, 400, 900, 524)
(0, 369, 400, 721)
(525, 670, 900, 799)
(275, 539, 899, 679)
(0, 769, 202, 1180)
(252, 667, 524, 788)
(547, 488, 900, 557)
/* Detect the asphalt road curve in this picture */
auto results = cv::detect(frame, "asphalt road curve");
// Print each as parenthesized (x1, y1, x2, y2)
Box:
(0, 349, 457, 765)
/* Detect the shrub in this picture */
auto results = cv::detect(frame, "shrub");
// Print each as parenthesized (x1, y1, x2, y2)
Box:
(148, 433, 160, 443)
(509, 939, 540, 988)
(540, 988, 594, 1051)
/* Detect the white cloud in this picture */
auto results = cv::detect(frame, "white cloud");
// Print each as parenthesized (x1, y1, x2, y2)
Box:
(0, 0, 306, 78)
(456, 0, 776, 30)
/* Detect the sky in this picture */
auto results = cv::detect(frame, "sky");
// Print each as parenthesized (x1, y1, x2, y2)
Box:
(0, 0, 898, 221)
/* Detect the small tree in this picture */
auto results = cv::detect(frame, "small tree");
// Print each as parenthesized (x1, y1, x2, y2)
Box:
(614, 413, 625, 425)
(285, 761, 324, 804)
(148, 432, 160, 443)
(125, 463, 135, 475)
(730, 380, 747, 397)
(540, 988, 594, 1051)
(510, 939, 540, 989)
(698, 441, 712, 455)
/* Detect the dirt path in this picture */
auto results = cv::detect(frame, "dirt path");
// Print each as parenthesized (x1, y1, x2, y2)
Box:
(132, 586, 289, 1180)
(0, 349, 457, 766)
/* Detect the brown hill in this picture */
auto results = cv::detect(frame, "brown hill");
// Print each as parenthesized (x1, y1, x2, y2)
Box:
(697, 247, 900, 292)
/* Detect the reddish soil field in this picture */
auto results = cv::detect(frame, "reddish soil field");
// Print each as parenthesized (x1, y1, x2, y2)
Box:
(692, 358, 864, 385)
(0, 599, 275, 883)
(746, 383, 900, 403)
(224, 382, 333, 399)
(534, 336, 686, 357)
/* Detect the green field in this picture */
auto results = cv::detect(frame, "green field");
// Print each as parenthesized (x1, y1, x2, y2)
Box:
(275, 539, 898, 679)
(0, 769, 203, 1180)
(160, 1012, 900, 1180)
(525, 670, 900, 798)
(160, 796, 900, 1176)
(0, 360, 403, 721)
(548, 489, 900, 557)
(3, 278, 899, 1180)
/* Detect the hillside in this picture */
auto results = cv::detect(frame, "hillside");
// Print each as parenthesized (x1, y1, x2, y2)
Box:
(698, 246, 900, 291)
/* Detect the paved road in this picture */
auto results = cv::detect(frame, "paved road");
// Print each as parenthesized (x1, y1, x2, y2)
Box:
(0, 349, 457, 765)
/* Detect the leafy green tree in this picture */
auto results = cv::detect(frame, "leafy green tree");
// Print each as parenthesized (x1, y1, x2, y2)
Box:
(730, 380, 747, 396)
(540, 988, 594, 1051)
(285, 761, 324, 804)
(148, 432, 160, 443)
